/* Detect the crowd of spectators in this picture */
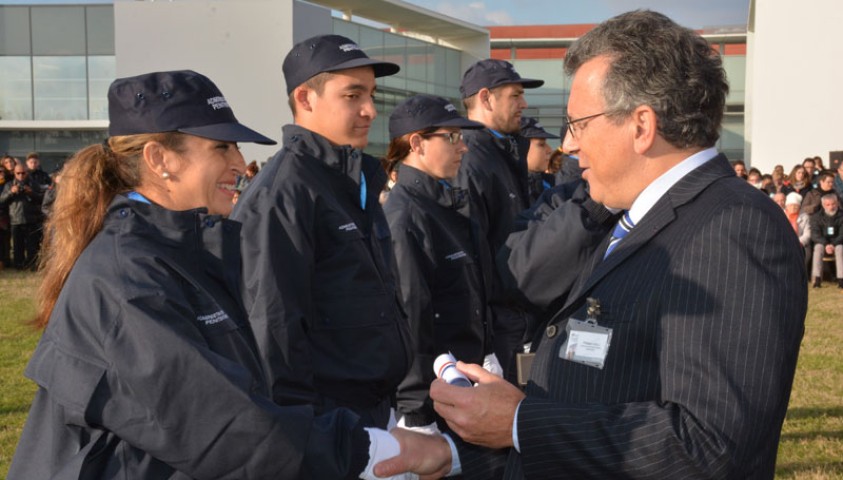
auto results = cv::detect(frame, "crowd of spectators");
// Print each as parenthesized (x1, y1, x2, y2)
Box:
(0, 152, 52, 270)
(733, 156, 843, 288)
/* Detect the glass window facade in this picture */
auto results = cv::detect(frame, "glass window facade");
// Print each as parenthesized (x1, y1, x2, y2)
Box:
(0, 5, 113, 159)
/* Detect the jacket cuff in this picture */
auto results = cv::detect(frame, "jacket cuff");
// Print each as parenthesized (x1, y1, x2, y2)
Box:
(349, 423, 370, 479)
(399, 410, 436, 427)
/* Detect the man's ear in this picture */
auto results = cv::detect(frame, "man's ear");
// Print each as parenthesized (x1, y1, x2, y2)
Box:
(478, 88, 493, 111)
(294, 86, 314, 113)
(631, 105, 657, 155)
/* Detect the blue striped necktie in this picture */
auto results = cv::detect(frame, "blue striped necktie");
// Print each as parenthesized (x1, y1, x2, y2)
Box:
(604, 211, 634, 258)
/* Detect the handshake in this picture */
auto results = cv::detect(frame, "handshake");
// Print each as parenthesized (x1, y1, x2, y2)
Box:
(360, 353, 525, 480)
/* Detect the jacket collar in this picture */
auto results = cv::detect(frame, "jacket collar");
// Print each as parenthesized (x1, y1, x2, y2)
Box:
(562, 153, 734, 312)
(282, 124, 364, 185)
(396, 164, 469, 211)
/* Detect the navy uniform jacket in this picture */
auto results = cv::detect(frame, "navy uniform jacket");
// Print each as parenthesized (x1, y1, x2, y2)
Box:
(231, 125, 412, 420)
(459, 154, 807, 479)
(455, 128, 529, 302)
(384, 165, 493, 427)
(9, 196, 369, 479)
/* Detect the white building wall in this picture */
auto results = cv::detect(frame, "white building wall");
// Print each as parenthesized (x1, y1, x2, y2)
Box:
(114, 0, 324, 164)
(746, 0, 843, 174)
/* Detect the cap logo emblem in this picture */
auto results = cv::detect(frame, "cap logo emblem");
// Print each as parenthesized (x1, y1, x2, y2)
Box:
(444, 103, 457, 113)
(339, 43, 361, 53)
(207, 96, 230, 111)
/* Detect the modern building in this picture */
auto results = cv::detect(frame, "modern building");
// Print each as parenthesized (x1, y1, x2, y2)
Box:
(2, 0, 764, 171)
(0, 0, 489, 170)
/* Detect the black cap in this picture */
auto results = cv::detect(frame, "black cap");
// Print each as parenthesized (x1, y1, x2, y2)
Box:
(520, 117, 559, 139)
(107, 70, 276, 145)
(460, 59, 544, 99)
(283, 34, 400, 95)
(389, 94, 484, 140)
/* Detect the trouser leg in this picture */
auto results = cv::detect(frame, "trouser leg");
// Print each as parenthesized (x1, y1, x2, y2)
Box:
(812, 244, 825, 279)
(11, 224, 26, 268)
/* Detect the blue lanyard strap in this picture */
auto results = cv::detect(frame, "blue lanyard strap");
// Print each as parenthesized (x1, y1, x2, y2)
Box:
(360, 171, 367, 210)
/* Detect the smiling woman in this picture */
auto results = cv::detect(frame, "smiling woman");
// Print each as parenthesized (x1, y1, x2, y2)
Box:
(5, 71, 403, 479)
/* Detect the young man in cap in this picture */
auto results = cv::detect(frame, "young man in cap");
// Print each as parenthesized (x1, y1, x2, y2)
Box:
(456, 58, 544, 384)
(232, 34, 412, 430)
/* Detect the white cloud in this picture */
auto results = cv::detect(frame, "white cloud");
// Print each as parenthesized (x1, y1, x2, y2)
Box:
(434, 1, 515, 26)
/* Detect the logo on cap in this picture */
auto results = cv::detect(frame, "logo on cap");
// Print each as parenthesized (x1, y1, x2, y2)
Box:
(444, 104, 457, 113)
(339, 43, 362, 53)
(207, 96, 230, 111)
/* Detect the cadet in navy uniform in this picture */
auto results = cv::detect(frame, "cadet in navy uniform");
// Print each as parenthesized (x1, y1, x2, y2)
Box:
(9, 70, 421, 479)
(520, 116, 559, 204)
(232, 35, 412, 429)
(383, 95, 497, 432)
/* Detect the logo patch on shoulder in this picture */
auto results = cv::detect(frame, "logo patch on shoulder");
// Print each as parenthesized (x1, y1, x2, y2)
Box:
(338, 222, 359, 232)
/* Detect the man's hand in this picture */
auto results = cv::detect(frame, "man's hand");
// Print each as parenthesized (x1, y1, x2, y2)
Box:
(431, 361, 526, 449)
(374, 429, 452, 479)
(827, 244, 835, 255)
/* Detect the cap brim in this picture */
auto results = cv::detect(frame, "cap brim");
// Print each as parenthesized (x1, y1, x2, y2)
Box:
(435, 118, 485, 130)
(522, 130, 559, 139)
(179, 122, 277, 145)
(325, 58, 401, 78)
(515, 78, 545, 89)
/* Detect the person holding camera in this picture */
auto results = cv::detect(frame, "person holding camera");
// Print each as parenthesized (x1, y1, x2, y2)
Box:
(0, 163, 43, 269)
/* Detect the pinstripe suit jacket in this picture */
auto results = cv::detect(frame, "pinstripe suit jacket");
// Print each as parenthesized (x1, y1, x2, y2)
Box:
(460, 154, 807, 479)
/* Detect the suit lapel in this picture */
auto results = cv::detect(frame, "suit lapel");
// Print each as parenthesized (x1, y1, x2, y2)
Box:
(560, 154, 734, 314)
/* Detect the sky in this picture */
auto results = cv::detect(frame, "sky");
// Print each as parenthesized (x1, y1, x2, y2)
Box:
(403, 0, 750, 29)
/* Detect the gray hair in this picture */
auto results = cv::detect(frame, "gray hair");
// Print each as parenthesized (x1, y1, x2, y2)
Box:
(564, 10, 729, 150)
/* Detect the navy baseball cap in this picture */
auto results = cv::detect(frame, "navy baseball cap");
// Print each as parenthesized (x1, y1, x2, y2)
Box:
(520, 117, 559, 139)
(389, 94, 484, 140)
(460, 59, 544, 99)
(283, 34, 400, 95)
(107, 70, 276, 145)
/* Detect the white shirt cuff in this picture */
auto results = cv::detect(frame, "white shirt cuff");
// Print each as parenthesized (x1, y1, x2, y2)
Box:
(442, 433, 462, 476)
(512, 399, 523, 453)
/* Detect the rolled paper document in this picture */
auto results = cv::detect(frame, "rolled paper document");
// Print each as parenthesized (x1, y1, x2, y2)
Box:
(434, 352, 473, 387)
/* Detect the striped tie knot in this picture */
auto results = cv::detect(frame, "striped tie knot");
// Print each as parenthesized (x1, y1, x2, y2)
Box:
(604, 211, 634, 258)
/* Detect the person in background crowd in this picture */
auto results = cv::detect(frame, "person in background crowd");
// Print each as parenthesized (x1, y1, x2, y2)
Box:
(236, 159, 260, 192)
(834, 161, 843, 202)
(456, 58, 544, 384)
(810, 194, 843, 289)
(521, 116, 560, 203)
(802, 157, 817, 188)
(801, 170, 836, 215)
(8, 69, 430, 480)
(771, 169, 786, 193)
(382, 94, 495, 435)
(378, 10, 806, 479)
(785, 192, 812, 277)
(773, 191, 786, 210)
(747, 168, 762, 189)
(231, 34, 413, 430)
(26, 152, 52, 190)
(0, 164, 44, 269)
(0, 155, 13, 269)
(812, 155, 825, 173)
(783, 164, 812, 197)
(41, 169, 61, 218)
(732, 159, 748, 179)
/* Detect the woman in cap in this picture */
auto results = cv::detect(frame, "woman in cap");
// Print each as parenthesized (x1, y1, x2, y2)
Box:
(9, 70, 423, 479)
(520, 116, 560, 204)
(383, 94, 499, 433)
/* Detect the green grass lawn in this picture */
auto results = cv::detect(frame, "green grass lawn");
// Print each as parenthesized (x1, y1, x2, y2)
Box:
(0, 269, 841, 478)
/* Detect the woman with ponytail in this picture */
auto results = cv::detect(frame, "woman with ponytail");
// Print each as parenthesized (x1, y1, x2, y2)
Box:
(10, 71, 436, 479)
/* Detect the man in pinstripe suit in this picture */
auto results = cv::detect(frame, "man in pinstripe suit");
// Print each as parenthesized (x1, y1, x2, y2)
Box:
(376, 10, 807, 480)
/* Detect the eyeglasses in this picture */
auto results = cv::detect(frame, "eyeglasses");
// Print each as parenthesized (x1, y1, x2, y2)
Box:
(563, 111, 608, 139)
(420, 131, 463, 145)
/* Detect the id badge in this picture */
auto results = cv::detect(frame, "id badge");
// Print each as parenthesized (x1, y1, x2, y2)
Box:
(559, 318, 612, 369)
